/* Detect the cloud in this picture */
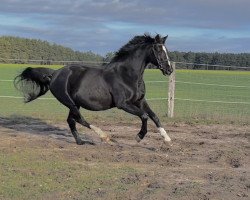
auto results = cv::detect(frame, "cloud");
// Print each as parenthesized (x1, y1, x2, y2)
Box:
(0, 0, 249, 54)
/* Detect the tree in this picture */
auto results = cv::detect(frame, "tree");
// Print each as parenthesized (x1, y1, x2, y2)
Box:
(104, 52, 115, 63)
(0, 36, 103, 64)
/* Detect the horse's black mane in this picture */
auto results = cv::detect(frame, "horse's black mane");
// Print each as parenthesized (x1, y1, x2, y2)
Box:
(111, 34, 159, 62)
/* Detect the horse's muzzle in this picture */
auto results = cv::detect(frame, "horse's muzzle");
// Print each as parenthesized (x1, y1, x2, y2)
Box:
(160, 66, 173, 76)
(166, 68, 173, 75)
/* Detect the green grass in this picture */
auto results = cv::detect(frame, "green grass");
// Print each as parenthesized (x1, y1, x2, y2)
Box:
(174, 70, 250, 123)
(0, 63, 250, 123)
(0, 147, 140, 200)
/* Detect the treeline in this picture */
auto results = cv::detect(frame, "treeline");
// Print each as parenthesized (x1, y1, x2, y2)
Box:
(104, 51, 250, 69)
(169, 51, 250, 69)
(0, 36, 249, 69)
(0, 36, 103, 64)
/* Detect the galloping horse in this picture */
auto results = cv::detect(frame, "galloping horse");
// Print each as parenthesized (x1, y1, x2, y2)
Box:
(14, 34, 173, 145)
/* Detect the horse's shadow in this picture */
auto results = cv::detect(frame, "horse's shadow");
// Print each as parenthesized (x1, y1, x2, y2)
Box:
(0, 115, 74, 143)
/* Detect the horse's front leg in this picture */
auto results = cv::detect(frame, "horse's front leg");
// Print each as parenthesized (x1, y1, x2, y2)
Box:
(117, 103, 148, 141)
(137, 99, 171, 143)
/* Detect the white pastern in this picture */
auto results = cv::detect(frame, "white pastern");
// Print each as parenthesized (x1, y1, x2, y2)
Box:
(90, 125, 109, 140)
(158, 127, 171, 142)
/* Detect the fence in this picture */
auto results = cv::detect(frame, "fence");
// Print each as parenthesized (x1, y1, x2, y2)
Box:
(0, 58, 106, 66)
(169, 62, 250, 123)
(0, 62, 250, 123)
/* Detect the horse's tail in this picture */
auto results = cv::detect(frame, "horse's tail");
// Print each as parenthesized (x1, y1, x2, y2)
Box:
(14, 67, 56, 103)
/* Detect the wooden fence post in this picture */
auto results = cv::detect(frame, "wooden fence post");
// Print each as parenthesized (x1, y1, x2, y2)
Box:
(168, 62, 176, 118)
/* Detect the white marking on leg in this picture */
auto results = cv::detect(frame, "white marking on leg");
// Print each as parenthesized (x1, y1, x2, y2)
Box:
(158, 127, 171, 142)
(90, 125, 110, 142)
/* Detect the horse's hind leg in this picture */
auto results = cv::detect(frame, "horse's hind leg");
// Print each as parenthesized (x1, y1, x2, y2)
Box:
(50, 69, 110, 144)
(67, 107, 94, 145)
(68, 106, 111, 144)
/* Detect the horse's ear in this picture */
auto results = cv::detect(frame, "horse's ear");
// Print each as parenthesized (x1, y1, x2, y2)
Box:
(162, 35, 168, 43)
(155, 34, 161, 43)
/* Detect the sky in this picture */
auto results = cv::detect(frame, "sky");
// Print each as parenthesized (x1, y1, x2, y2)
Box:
(0, 0, 250, 55)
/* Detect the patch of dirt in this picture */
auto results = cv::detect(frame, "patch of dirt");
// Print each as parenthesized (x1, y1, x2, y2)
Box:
(0, 116, 250, 200)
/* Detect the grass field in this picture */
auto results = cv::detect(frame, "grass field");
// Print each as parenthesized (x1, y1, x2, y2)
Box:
(0, 63, 250, 123)
(174, 69, 250, 123)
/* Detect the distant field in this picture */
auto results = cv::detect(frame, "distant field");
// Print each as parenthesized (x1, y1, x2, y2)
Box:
(0, 63, 250, 123)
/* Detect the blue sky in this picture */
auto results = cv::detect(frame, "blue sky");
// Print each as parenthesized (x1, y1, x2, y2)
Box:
(0, 0, 249, 55)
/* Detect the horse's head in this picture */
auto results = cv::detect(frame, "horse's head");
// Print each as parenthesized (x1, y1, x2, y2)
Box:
(149, 34, 173, 76)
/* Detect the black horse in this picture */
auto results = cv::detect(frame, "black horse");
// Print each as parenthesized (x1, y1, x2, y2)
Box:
(14, 34, 173, 145)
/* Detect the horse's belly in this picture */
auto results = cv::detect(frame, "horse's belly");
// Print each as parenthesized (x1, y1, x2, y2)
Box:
(75, 85, 113, 111)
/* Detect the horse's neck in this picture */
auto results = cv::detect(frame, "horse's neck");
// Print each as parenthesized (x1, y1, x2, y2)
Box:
(118, 50, 148, 79)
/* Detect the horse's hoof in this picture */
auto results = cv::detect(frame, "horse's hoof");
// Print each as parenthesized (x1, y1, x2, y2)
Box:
(135, 135, 142, 143)
(102, 136, 117, 145)
(101, 136, 109, 142)
(102, 137, 111, 143)
(76, 140, 85, 145)
(84, 140, 96, 145)
(76, 139, 95, 145)
(163, 140, 173, 146)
